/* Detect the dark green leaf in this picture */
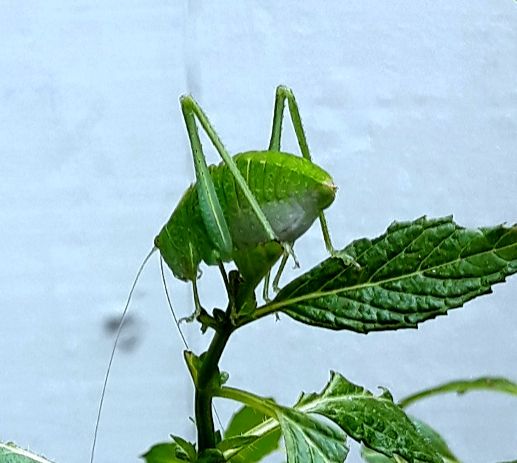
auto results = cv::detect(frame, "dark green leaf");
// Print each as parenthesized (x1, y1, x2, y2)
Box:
(399, 377, 517, 408)
(296, 372, 442, 463)
(270, 217, 517, 332)
(0, 443, 54, 463)
(278, 406, 349, 463)
(362, 417, 460, 463)
(224, 405, 281, 462)
(141, 442, 192, 462)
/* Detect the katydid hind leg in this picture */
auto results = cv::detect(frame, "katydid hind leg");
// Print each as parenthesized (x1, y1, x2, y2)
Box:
(181, 94, 298, 265)
(90, 247, 157, 463)
(270, 85, 359, 268)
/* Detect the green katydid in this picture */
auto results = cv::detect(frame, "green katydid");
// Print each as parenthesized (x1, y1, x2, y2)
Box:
(90, 85, 350, 463)
(155, 85, 344, 319)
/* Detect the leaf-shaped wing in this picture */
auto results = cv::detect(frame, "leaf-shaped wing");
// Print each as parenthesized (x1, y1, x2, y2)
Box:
(271, 216, 517, 332)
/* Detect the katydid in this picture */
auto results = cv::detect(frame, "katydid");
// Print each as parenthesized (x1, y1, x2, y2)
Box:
(90, 85, 346, 463)
(155, 85, 341, 318)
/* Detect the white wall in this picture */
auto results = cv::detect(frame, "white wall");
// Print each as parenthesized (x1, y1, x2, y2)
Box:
(1, 1, 516, 462)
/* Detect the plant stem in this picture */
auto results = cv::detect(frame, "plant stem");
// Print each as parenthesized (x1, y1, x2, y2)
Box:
(215, 386, 277, 417)
(195, 326, 232, 452)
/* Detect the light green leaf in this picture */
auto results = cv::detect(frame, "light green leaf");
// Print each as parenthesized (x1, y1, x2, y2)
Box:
(0, 443, 54, 463)
(141, 442, 192, 462)
(399, 377, 517, 408)
(278, 406, 348, 463)
(267, 216, 517, 332)
(296, 372, 442, 463)
(224, 405, 281, 462)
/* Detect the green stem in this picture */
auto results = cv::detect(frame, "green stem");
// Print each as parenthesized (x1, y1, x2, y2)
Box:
(215, 386, 278, 418)
(398, 377, 517, 409)
(195, 327, 232, 452)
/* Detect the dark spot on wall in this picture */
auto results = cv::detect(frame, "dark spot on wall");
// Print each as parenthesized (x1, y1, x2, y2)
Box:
(103, 313, 141, 353)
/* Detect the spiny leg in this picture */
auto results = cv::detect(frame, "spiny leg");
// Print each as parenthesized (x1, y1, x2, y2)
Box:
(269, 85, 359, 268)
(181, 95, 298, 265)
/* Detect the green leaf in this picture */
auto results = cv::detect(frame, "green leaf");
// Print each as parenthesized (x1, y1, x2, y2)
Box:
(269, 216, 517, 332)
(184, 351, 202, 387)
(170, 436, 197, 461)
(0, 443, 54, 463)
(296, 372, 442, 463)
(399, 377, 517, 408)
(361, 417, 460, 463)
(278, 407, 349, 463)
(410, 419, 459, 462)
(141, 442, 193, 462)
(217, 387, 348, 462)
(224, 405, 281, 462)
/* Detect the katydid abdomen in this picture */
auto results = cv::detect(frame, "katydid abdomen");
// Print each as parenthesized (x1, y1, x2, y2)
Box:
(154, 150, 336, 282)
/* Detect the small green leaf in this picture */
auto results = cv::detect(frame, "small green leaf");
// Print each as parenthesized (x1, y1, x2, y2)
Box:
(399, 377, 517, 408)
(184, 351, 202, 387)
(296, 372, 442, 463)
(278, 406, 349, 463)
(268, 217, 517, 332)
(224, 405, 281, 462)
(0, 443, 54, 463)
(141, 442, 192, 462)
(170, 436, 197, 461)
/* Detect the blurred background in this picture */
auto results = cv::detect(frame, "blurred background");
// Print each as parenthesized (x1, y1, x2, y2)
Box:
(1, 1, 516, 462)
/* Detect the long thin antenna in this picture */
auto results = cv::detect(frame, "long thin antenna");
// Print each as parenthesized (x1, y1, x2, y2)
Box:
(159, 257, 224, 431)
(90, 247, 157, 463)
(159, 256, 188, 349)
